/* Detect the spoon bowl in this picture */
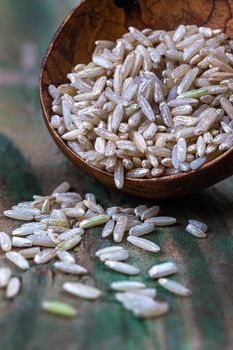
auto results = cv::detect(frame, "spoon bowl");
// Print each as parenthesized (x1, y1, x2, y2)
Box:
(40, 0, 233, 199)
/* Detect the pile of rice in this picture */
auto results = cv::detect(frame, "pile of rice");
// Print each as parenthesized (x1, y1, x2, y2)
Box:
(48, 24, 233, 189)
(2, 181, 208, 318)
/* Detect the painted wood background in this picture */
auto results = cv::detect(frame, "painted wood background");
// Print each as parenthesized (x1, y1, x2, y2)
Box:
(0, 1, 233, 349)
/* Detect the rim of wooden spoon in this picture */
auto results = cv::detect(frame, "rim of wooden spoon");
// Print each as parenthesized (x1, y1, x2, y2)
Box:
(39, 0, 233, 199)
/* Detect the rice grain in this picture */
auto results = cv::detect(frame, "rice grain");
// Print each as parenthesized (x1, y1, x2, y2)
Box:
(113, 216, 128, 243)
(186, 223, 207, 238)
(127, 236, 160, 253)
(63, 282, 101, 300)
(105, 260, 140, 275)
(42, 300, 77, 318)
(149, 262, 178, 279)
(12, 237, 32, 248)
(99, 249, 128, 261)
(34, 249, 57, 264)
(129, 222, 155, 237)
(6, 277, 21, 299)
(111, 281, 146, 291)
(19, 247, 41, 259)
(57, 250, 75, 263)
(5, 252, 30, 270)
(0, 232, 12, 252)
(79, 214, 110, 229)
(145, 216, 177, 226)
(141, 205, 160, 221)
(54, 261, 87, 275)
(188, 219, 208, 232)
(0, 267, 12, 288)
(158, 278, 192, 296)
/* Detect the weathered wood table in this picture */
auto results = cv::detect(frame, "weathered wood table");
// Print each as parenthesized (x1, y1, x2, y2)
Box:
(0, 1, 233, 349)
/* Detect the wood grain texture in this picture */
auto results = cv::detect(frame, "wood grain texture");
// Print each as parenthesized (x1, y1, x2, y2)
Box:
(1, 1, 233, 350)
(40, 0, 233, 199)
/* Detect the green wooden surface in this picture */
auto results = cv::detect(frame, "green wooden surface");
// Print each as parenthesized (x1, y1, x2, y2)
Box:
(0, 2, 233, 350)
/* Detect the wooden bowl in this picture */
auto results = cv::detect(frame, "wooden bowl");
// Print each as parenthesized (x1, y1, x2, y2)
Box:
(40, 0, 233, 199)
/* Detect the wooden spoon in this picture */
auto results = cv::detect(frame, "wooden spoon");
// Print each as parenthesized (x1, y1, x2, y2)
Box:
(40, 0, 233, 199)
